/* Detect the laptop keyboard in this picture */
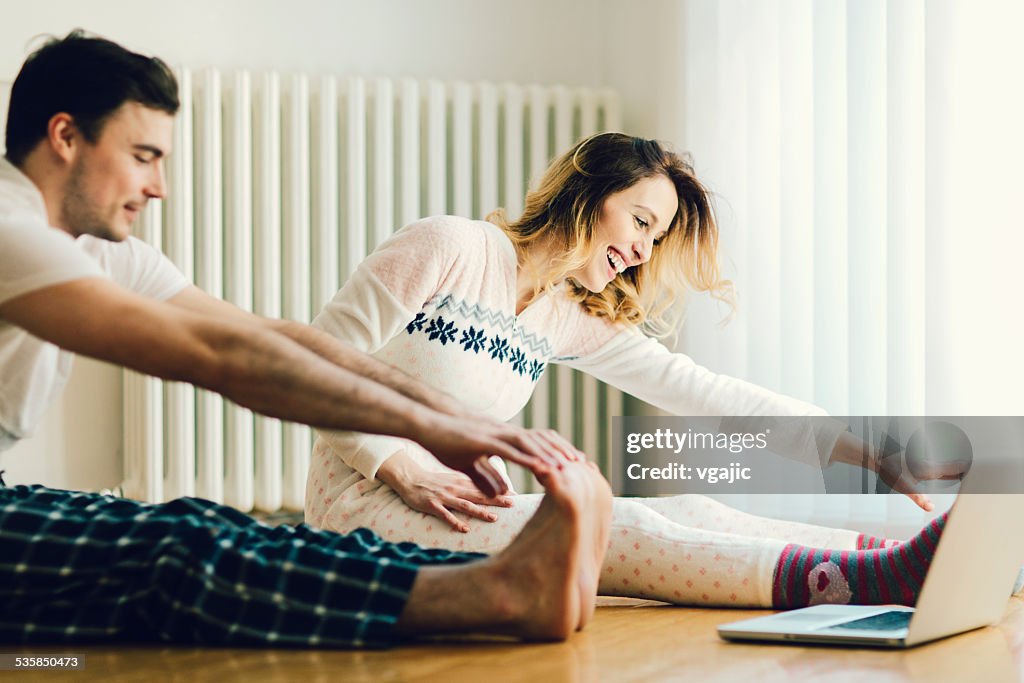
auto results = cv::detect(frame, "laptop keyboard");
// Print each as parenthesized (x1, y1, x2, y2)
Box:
(827, 610, 913, 631)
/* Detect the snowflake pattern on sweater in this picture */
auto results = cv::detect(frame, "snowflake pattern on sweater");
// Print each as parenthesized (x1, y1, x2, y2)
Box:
(405, 295, 550, 381)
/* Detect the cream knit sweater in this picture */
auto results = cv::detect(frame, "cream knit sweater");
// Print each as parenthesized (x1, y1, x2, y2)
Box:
(305, 215, 838, 519)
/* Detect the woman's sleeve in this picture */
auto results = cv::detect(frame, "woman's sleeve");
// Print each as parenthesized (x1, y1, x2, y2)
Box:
(556, 315, 847, 467)
(311, 218, 461, 481)
(313, 217, 460, 352)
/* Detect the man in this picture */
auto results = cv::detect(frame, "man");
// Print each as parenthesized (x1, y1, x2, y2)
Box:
(0, 31, 611, 647)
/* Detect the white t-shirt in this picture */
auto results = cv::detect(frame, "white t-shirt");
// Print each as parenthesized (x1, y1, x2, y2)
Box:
(0, 158, 188, 451)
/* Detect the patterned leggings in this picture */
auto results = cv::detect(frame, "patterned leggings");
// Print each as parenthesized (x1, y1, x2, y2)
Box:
(0, 485, 482, 647)
(311, 480, 862, 608)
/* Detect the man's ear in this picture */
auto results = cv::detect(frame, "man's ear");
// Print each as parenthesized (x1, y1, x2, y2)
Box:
(47, 113, 78, 164)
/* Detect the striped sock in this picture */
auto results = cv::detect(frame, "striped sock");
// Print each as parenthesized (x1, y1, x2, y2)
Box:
(855, 532, 901, 550)
(772, 513, 947, 608)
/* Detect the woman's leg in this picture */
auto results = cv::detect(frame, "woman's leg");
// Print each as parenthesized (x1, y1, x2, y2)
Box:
(319, 488, 950, 609)
(601, 499, 786, 606)
(607, 503, 949, 608)
(317, 488, 793, 607)
(636, 495, 863, 549)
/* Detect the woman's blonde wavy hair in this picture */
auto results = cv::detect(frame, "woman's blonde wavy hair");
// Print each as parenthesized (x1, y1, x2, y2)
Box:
(487, 132, 734, 336)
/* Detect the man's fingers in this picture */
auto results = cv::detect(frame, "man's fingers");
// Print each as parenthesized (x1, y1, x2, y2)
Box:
(512, 426, 580, 469)
(466, 458, 505, 498)
(486, 438, 553, 475)
(520, 429, 574, 467)
(466, 470, 498, 498)
(476, 458, 509, 495)
(539, 429, 585, 462)
(514, 433, 563, 470)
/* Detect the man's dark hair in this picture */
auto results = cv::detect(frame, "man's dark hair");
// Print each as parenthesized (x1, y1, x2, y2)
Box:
(4, 29, 179, 166)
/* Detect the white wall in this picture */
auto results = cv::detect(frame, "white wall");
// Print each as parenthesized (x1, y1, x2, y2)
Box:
(1, 0, 637, 489)
(0, 0, 606, 84)
(599, 0, 688, 142)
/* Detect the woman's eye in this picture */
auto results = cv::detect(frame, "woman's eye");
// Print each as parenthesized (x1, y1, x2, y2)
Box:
(634, 215, 649, 230)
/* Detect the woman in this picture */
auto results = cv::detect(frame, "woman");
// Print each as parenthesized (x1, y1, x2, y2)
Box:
(305, 132, 948, 609)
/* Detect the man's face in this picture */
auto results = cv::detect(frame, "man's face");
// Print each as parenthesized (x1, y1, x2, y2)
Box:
(60, 102, 173, 241)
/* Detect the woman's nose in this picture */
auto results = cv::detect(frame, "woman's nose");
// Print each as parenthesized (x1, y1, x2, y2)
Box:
(633, 238, 652, 264)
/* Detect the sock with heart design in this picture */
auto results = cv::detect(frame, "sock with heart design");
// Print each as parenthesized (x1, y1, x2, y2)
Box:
(772, 513, 947, 608)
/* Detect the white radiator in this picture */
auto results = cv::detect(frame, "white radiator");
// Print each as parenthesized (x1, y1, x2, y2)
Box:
(116, 69, 624, 512)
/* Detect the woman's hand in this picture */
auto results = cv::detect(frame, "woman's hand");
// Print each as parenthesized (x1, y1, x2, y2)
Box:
(376, 449, 514, 532)
(830, 431, 967, 511)
(410, 411, 585, 497)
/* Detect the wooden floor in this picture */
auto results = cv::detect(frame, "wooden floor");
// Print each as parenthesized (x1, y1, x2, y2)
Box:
(9, 597, 1024, 682)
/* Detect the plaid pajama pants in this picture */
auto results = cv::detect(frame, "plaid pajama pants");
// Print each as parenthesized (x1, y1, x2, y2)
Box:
(0, 483, 484, 648)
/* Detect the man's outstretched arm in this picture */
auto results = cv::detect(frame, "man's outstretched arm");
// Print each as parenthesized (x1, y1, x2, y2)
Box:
(167, 285, 584, 461)
(0, 277, 563, 494)
(168, 286, 469, 418)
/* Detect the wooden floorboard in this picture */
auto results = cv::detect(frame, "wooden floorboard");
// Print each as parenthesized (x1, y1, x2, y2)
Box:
(7, 596, 1024, 682)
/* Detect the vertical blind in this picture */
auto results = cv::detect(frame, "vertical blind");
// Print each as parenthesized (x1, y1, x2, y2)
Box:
(674, 0, 1024, 535)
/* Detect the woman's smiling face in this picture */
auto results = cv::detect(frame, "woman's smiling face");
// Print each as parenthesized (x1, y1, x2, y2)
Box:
(567, 174, 678, 292)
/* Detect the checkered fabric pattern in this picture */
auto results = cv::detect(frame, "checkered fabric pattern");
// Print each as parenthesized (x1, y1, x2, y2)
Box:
(0, 484, 484, 648)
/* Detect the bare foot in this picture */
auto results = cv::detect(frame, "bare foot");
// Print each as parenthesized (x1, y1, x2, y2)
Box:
(394, 460, 612, 641)
(582, 461, 612, 628)
(542, 461, 611, 631)
(489, 458, 610, 643)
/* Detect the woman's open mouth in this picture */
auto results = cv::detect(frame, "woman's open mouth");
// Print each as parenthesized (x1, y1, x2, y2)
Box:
(607, 247, 626, 276)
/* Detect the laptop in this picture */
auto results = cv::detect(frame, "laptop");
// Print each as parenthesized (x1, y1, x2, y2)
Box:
(717, 493, 1024, 647)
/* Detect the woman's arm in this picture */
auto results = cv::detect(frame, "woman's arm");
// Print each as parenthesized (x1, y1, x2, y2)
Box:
(559, 319, 944, 509)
